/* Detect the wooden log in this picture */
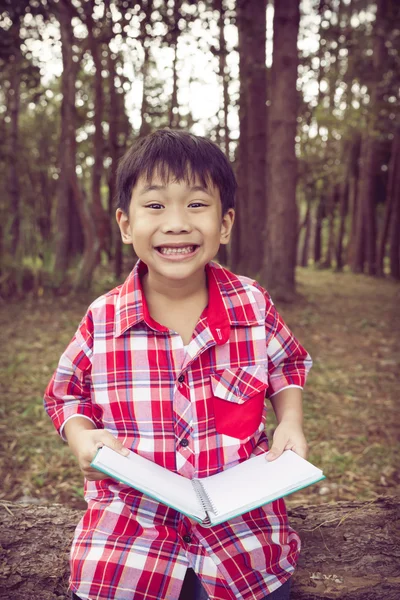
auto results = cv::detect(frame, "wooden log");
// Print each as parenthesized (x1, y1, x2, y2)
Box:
(0, 497, 399, 599)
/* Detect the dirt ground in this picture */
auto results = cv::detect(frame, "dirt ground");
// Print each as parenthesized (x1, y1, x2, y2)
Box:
(0, 266, 399, 510)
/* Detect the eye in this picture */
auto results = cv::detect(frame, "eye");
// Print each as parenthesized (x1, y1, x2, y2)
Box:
(189, 201, 207, 208)
(146, 203, 164, 210)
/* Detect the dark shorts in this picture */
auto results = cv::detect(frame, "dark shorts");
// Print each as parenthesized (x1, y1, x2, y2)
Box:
(71, 568, 291, 600)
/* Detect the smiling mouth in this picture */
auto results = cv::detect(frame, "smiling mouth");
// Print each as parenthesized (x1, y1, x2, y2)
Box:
(156, 245, 198, 256)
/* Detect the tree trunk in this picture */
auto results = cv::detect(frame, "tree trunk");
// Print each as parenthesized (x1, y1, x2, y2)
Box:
(104, 1, 119, 273)
(107, 44, 123, 278)
(261, 0, 300, 300)
(321, 184, 341, 270)
(377, 127, 400, 277)
(0, 497, 399, 599)
(231, 0, 267, 277)
(139, 0, 154, 138)
(335, 177, 349, 271)
(72, 187, 100, 291)
(84, 1, 111, 259)
(168, 1, 182, 130)
(300, 194, 312, 267)
(169, 45, 179, 129)
(345, 135, 361, 267)
(351, 0, 387, 275)
(306, 0, 324, 270)
(54, 0, 76, 277)
(335, 4, 353, 272)
(353, 137, 379, 275)
(229, 0, 246, 274)
(37, 136, 54, 244)
(7, 18, 21, 258)
(215, 0, 230, 267)
(320, 187, 336, 269)
(388, 129, 400, 279)
(215, 0, 230, 158)
(68, 192, 85, 258)
(55, 0, 100, 291)
(319, 4, 341, 272)
(313, 196, 324, 264)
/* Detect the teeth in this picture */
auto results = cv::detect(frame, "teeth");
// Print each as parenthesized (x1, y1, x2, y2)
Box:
(158, 246, 195, 255)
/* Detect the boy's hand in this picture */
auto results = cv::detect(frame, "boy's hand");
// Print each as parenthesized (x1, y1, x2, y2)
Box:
(265, 421, 308, 462)
(64, 417, 130, 481)
(266, 387, 308, 462)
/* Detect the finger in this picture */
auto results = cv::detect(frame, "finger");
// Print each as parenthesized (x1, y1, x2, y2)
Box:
(265, 444, 285, 461)
(95, 431, 130, 457)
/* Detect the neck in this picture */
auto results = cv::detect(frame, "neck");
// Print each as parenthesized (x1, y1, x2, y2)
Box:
(142, 268, 207, 303)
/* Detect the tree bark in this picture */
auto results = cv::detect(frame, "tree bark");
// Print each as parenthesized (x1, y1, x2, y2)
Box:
(388, 129, 400, 279)
(335, 6, 353, 272)
(335, 176, 348, 271)
(352, 136, 379, 274)
(169, 45, 179, 129)
(0, 497, 398, 599)
(7, 17, 22, 258)
(377, 127, 400, 277)
(231, 0, 267, 277)
(107, 47, 123, 278)
(215, 0, 230, 158)
(351, 0, 387, 275)
(300, 194, 312, 267)
(168, 0, 182, 130)
(104, 0, 121, 277)
(53, 0, 77, 277)
(139, 0, 154, 138)
(307, 0, 325, 269)
(37, 135, 54, 244)
(345, 135, 361, 267)
(313, 195, 324, 265)
(261, 0, 300, 300)
(320, 186, 336, 269)
(54, 0, 100, 291)
(215, 0, 230, 268)
(229, 0, 247, 274)
(84, 1, 111, 259)
(103, 0, 132, 279)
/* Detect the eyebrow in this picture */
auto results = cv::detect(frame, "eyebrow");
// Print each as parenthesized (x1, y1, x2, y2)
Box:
(139, 184, 211, 196)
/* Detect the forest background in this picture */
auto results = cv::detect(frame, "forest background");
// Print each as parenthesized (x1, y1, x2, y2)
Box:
(0, 0, 399, 511)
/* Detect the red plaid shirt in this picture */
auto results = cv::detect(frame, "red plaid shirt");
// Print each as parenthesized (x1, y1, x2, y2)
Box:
(44, 260, 312, 600)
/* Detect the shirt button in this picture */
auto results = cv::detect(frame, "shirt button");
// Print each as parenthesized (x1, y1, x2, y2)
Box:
(178, 374, 185, 383)
(180, 438, 189, 447)
(183, 535, 191, 543)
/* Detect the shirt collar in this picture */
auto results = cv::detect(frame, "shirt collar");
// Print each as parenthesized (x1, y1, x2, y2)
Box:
(206, 262, 265, 329)
(114, 260, 264, 339)
(114, 260, 168, 338)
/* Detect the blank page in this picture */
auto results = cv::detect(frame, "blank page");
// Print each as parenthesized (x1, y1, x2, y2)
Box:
(201, 451, 324, 518)
(92, 446, 204, 520)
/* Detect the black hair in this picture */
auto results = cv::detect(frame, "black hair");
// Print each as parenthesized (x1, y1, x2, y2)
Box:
(116, 129, 237, 215)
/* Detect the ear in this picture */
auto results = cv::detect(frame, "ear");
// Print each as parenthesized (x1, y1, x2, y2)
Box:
(116, 208, 132, 244)
(220, 208, 235, 245)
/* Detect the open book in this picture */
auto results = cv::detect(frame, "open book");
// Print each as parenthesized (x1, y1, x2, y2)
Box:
(91, 447, 324, 527)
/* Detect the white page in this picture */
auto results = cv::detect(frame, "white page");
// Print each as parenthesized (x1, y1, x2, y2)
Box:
(201, 451, 323, 519)
(92, 446, 204, 520)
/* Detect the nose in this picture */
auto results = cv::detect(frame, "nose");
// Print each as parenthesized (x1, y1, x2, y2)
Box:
(160, 206, 193, 234)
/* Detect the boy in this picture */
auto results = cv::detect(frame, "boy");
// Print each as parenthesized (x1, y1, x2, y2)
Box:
(44, 129, 312, 600)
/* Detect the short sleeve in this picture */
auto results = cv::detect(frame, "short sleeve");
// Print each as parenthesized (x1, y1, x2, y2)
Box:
(43, 310, 103, 439)
(263, 289, 312, 398)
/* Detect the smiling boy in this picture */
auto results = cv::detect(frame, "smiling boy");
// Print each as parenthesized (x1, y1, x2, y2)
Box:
(44, 129, 312, 600)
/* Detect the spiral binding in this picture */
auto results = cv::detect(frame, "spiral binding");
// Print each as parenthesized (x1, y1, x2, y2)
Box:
(192, 479, 218, 519)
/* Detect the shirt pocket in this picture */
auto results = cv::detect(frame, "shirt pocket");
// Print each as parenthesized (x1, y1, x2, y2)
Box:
(210, 365, 268, 439)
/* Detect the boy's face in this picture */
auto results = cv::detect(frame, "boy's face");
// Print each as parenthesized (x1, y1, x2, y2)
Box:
(116, 174, 234, 287)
